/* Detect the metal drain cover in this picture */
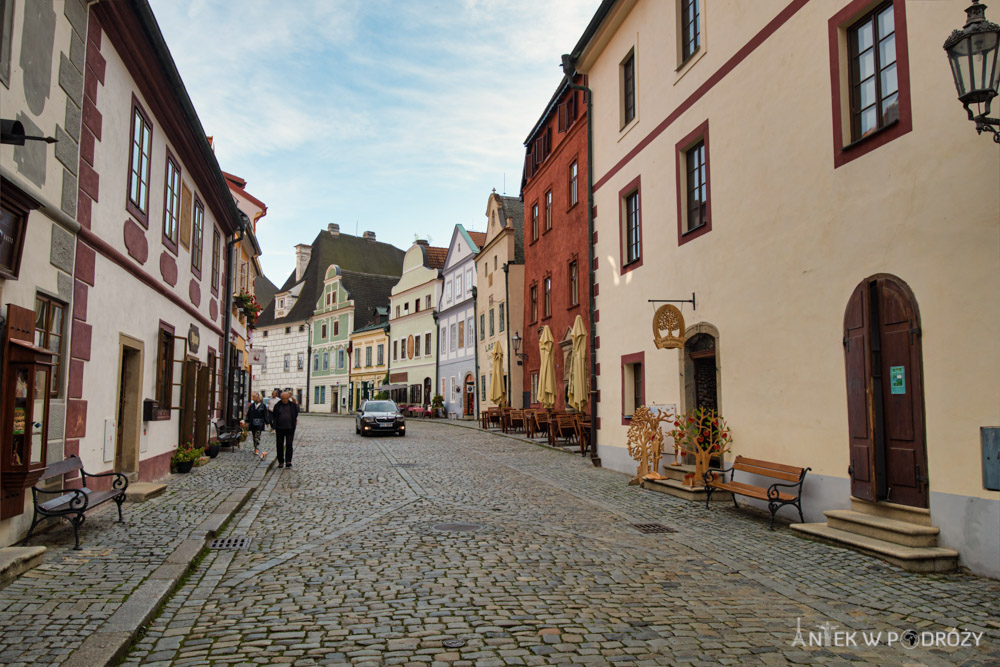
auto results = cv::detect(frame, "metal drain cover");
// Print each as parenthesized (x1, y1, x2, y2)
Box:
(432, 523, 483, 532)
(209, 536, 252, 549)
(442, 639, 466, 648)
(632, 523, 677, 534)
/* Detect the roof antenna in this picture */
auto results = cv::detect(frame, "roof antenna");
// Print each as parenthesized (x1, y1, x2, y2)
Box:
(503, 172, 506, 194)
(355, 220, 358, 236)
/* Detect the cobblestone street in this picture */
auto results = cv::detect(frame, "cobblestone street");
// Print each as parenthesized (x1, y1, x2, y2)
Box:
(3, 416, 998, 666)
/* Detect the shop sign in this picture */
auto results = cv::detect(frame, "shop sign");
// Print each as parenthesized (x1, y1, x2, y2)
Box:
(653, 305, 685, 349)
(890, 366, 905, 394)
(188, 324, 200, 353)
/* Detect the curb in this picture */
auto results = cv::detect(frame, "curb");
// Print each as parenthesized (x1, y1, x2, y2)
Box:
(428, 416, 581, 456)
(62, 460, 272, 667)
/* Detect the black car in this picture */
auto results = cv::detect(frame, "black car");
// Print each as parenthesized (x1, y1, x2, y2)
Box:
(355, 400, 406, 436)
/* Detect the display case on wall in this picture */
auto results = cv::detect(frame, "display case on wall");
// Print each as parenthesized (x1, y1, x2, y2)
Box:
(1, 304, 53, 520)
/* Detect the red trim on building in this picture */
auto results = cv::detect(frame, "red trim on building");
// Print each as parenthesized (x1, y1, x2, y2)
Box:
(675, 120, 712, 247)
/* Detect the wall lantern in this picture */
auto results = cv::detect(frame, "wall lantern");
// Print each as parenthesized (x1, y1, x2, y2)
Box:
(511, 331, 527, 364)
(944, 0, 1000, 142)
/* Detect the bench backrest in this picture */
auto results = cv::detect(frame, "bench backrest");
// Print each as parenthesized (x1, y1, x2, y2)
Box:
(732, 455, 805, 482)
(38, 455, 84, 483)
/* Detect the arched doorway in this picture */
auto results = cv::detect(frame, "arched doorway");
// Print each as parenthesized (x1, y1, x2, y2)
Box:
(682, 327, 719, 414)
(464, 374, 475, 416)
(423, 377, 432, 406)
(843, 274, 928, 508)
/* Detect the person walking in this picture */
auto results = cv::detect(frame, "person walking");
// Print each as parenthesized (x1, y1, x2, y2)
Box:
(245, 392, 268, 461)
(271, 391, 299, 468)
(267, 389, 280, 431)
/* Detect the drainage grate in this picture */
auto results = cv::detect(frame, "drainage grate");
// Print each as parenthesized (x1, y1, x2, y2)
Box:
(209, 536, 252, 550)
(631, 523, 677, 534)
(432, 523, 483, 533)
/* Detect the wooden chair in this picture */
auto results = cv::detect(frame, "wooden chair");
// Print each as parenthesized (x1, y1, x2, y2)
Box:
(508, 409, 526, 434)
(552, 414, 578, 447)
(500, 406, 512, 432)
(530, 410, 551, 440)
(487, 406, 502, 429)
(574, 414, 591, 456)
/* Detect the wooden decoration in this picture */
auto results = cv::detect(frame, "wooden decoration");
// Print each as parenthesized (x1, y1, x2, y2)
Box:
(626, 406, 673, 485)
(653, 304, 685, 349)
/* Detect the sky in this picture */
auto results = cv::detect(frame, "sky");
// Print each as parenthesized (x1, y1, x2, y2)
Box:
(147, 0, 600, 287)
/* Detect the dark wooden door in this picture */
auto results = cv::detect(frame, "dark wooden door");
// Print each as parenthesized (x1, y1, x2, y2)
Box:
(843, 276, 927, 507)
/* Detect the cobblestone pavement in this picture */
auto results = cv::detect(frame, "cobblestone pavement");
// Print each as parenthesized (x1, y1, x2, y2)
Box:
(0, 447, 265, 666)
(111, 416, 999, 666)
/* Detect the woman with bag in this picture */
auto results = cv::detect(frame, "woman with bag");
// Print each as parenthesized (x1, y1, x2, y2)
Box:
(245, 392, 268, 461)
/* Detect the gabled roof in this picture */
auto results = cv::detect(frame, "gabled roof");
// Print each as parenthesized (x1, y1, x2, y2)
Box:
(466, 231, 487, 251)
(423, 245, 448, 269)
(340, 271, 399, 332)
(255, 230, 405, 328)
(254, 274, 278, 310)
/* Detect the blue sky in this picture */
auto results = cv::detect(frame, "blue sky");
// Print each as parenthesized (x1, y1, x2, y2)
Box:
(147, 0, 599, 286)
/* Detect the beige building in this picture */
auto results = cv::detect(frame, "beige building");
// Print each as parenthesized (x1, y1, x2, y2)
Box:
(475, 192, 525, 409)
(349, 319, 389, 410)
(568, 0, 999, 576)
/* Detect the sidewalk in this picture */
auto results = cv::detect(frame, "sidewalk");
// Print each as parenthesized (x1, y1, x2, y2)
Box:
(0, 446, 273, 667)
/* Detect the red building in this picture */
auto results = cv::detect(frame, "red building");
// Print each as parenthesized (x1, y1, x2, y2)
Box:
(520, 75, 590, 413)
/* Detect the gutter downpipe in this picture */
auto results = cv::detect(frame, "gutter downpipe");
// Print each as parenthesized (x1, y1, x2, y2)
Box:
(503, 262, 512, 408)
(471, 285, 480, 417)
(305, 321, 312, 413)
(562, 58, 600, 467)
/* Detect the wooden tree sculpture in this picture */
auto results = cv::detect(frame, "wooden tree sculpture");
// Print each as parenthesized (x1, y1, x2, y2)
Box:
(626, 406, 673, 485)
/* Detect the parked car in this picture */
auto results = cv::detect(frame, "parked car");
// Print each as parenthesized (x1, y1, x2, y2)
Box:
(356, 400, 406, 437)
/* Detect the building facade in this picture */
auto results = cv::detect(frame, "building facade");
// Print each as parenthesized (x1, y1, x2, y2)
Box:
(387, 240, 445, 407)
(349, 317, 389, 410)
(474, 192, 525, 409)
(437, 225, 486, 418)
(568, 0, 999, 576)
(521, 75, 590, 413)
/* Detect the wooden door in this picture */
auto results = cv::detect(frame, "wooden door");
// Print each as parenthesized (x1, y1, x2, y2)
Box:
(843, 276, 927, 507)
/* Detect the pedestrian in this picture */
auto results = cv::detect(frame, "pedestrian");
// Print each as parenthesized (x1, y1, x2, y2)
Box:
(267, 389, 280, 431)
(271, 391, 299, 469)
(245, 392, 268, 461)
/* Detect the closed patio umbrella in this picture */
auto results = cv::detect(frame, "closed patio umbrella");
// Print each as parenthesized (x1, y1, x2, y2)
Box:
(567, 315, 588, 411)
(538, 325, 557, 409)
(489, 343, 506, 406)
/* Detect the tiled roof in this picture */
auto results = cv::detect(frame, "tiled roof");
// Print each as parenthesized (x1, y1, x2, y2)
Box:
(340, 271, 399, 332)
(255, 230, 404, 328)
(254, 274, 278, 310)
(466, 231, 487, 251)
(423, 246, 448, 269)
(499, 195, 525, 264)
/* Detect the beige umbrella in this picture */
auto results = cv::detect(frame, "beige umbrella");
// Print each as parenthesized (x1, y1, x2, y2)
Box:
(567, 315, 588, 411)
(489, 343, 506, 406)
(538, 325, 557, 408)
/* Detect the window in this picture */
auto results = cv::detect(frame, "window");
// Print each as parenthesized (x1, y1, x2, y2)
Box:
(569, 261, 579, 307)
(297, 352, 304, 371)
(482, 375, 486, 396)
(530, 285, 538, 323)
(625, 190, 640, 264)
(489, 309, 495, 336)
(396, 305, 401, 318)
(156, 326, 175, 408)
(558, 90, 578, 132)
(284, 325, 290, 334)
(569, 161, 578, 207)
(263, 330, 267, 337)
(498, 303, 505, 333)
(681, 0, 701, 63)
(415, 336, 422, 358)
(299, 325, 305, 332)
(393, 340, 398, 361)
(458, 320, 465, 348)
(441, 327, 448, 354)
(480, 314, 486, 340)
(415, 299, 421, 313)
(531, 204, 539, 240)
(426, 295, 431, 310)
(466, 269, 473, 291)
(334, 320, 339, 336)
(543, 278, 552, 318)
(446, 281, 453, 303)
(377, 344, 384, 365)
(0, 180, 34, 280)
(365, 346, 372, 367)
(314, 354, 320, 371)
(621, 50, 636, 128)
(467, 318, 474, 347)
(239, 261, 248, 293)
(621, 352, 645, 423)
(34, 295, 65, 396)
(321, 323, 327, 338)
(191, 199, 204, 274)
(531, 373, 539, 404)
(284, 353, 290, 372)
(544, 191, 552, 231)
(425, 333, 431, 356)
(339, 349, 346, 368)
(162, 154, 181, 253)
(450, 323, 457, 351)
(404, 303, 410, 315)
(211, 229, 221, 293)
(456, 273, 463, 298)
(848, 3, 898, 142)
(619, 175, 642, 271)
(355, 350, 361, 368)
(127, 97, 153, 225)
(676, 122, 712, 246)
(323, 351, 329, 370)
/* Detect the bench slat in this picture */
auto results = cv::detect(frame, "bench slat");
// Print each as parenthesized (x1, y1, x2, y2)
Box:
(39, 455, 84, 481)
(710, 480, 796, 503)
(734, 456, 804, 476)
(731, 462, 803, 483)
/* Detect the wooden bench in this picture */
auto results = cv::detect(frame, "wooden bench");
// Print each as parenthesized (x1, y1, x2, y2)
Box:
(23, 456, 129, 550)
(704, 455, 810, 530)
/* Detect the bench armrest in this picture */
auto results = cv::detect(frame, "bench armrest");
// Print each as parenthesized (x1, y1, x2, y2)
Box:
(31, 486, 88, 511)
(766, 469, 810, 500)
(80, 470, 129, 493)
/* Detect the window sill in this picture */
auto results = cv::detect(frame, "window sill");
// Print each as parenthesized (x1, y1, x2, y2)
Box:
(621, 415, 633, 426)
(543, 226, 552, 236)
(841, 118, 900, 152)
(566, 201, 579, 213)
(621, 257, 642, 275)
(618, 117, 639, 143)
(566, 303, 580, 312)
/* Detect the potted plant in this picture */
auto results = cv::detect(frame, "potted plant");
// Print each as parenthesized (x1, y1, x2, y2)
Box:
(668, 408, 733, 486)
(171, 442, 204, 474)
(431, 394, 445, 418)
(206, 439, 221, 459)
(234, 290, 262, 328)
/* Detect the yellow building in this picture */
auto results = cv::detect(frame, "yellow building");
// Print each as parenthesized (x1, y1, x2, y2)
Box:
(349, 318, 390, 409)
(568, 0, 999, 576)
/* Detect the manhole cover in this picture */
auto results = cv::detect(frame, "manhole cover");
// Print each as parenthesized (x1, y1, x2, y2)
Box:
(432, 523, 483, 533)
(632, 523, 677, 534)
(443, 639, 466, 648)
(209, 536, 252, 549)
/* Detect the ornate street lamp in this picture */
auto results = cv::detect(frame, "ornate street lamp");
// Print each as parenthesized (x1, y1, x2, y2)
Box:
(511, 331, 527, 364)
(944, 0, 1000, 142)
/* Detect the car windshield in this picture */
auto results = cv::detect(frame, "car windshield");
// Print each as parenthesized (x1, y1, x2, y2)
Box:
(363, 401, 396, 413)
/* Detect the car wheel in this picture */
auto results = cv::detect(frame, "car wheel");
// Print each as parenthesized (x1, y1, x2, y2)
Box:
(398, 430, 405, 437)
(355, 423, 360, 434)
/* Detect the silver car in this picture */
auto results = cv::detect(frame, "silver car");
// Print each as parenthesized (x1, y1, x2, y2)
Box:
(355, 400, 406, 437)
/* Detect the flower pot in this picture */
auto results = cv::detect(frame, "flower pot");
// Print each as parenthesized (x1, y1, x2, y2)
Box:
(206, 443, 220, 458)
(175, 460, 194, 474)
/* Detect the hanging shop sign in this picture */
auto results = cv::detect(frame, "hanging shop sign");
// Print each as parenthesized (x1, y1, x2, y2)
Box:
(653, 304, 685, 349)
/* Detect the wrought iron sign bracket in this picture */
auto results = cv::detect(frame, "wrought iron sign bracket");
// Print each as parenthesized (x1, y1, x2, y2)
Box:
(648, 293, 696, 311)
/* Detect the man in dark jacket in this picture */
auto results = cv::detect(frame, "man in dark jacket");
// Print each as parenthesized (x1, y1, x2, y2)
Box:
(271, 391, 299, 468)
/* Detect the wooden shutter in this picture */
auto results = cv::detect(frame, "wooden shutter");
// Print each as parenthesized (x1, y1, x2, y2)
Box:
(557, 102, 568, 133)
(843, 282, 875, 501)
(568, 92, 577, 124)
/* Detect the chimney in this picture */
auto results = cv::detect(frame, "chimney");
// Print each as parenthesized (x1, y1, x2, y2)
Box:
(328, 223, 340, 236)
(363, 231, 376, 241)
(415, 239, 429, 247)
(506, 216, 513, 228)
(294, 243, 311, 282)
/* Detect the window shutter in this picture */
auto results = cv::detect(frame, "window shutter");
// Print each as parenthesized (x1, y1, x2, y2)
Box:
(524, 152, 534, 179)
(568, 92, 577, 124)
(557, 102, 568, 133)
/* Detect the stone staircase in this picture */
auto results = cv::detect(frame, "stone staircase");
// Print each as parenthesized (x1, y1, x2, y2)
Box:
(641, 463, 733, 503)
(790, 498, 959, 573)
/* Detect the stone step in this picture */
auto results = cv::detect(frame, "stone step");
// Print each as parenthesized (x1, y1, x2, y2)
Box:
(641, 477, 733, 503)
(125, 482, 167, 503)
(661, 463, 724, 482)
(790, 523, 958, 573)
(0, 546, 46, 589)
(850, 496, 932, 526)
(825, 509, 939, 548)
